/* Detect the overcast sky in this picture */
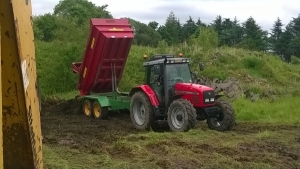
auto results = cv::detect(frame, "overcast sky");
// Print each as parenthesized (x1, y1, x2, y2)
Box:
(32, 0, 300, 32)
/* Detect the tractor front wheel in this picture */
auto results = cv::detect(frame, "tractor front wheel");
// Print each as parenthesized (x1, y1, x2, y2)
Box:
(207, 98, 235, 131)
(130, 91, 155, 130)
(167, 99, 196, 132)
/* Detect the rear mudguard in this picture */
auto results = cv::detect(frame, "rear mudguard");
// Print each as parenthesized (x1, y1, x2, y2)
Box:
(129, 85, 159, 106)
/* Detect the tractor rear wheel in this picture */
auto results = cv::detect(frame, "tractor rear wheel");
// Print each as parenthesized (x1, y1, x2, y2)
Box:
(167, 99, 196, 132)
(130, 91, 155, 130)
(82, 99, 92, 117)
(207, 98, 235, 131)
(92, 101, 108, 119)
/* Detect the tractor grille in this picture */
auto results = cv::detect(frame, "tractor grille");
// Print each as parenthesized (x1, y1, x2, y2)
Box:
(192, 95, 200, 104)
(203, 90, 215, 104)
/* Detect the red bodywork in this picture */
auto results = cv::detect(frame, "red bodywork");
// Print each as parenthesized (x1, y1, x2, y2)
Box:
(72, 18, 134, 95)
(129, 85, 160, 106)
(131, 83, 216, 108)
(174, 83, 215, 107)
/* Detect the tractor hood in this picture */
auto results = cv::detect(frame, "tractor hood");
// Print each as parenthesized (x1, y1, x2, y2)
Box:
(174, 82, 214, 93)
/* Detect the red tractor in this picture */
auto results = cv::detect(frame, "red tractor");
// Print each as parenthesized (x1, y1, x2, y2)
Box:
(129, 54, 235, 132)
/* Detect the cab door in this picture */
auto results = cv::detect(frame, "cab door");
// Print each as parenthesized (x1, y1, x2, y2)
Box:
(147, 64, 164, 103)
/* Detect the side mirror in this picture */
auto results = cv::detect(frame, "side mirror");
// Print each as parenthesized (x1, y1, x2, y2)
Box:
(154, 65, 161, 74)
(199, 63, 204, 71)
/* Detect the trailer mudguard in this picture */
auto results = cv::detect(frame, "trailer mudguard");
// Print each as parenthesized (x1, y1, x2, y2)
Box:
(129, 85, 159, 106)
(83, 95, 110, 107)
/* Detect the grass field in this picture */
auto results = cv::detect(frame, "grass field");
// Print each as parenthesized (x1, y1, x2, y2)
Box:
(37, 38, 300, 169)
(41, 95, 300, 169)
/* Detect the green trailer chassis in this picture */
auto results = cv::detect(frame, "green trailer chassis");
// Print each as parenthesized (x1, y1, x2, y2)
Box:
(83, 91, 130, 110)
(80, 90, 131, 119)
(79, 63, 131, 119)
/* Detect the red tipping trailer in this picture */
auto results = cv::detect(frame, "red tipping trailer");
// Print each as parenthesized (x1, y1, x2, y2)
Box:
(72, 18, 134, 96)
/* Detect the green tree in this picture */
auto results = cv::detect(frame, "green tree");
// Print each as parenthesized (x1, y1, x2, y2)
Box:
(239, 17, 268, 51)
(189, 27, 218, 52)
(270, 17, 284, 54)
(196, 17, 207, 27)
(127, 18, 162, 47)
(157, 25, 172, 45)
(276, 15, 300, 62)
(192, 18, 207, 38)
(53, 0, 112, 26)
(231, 17, 244, 46)
(158, 11, 181, 45)
(278, 29, 293, 62)
(219, 18, 233, 46)
(181, 16, 198, 42)
(287, 15, 300, 59)
(53, 16, 89, 43)
(176, 18, 184, 43)
(211, 15, 222, 45)
(33, 13, 57, 41)
(219, 17, 243, 47)
(148, 21, 159, 30)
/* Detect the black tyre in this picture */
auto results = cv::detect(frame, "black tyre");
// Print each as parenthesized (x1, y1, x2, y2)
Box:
(92, 101, 108, 119)
(130, 91, 155, 130)
(82, 99, 92, 117)
(207, 98, 235, 131)
(167, 99, 196, 132)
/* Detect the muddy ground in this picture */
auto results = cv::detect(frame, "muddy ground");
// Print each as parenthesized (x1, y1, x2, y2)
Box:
(41, 98, 300, 169)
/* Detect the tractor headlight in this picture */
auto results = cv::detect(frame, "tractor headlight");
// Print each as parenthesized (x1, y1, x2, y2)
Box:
(203, 90, 216, 104)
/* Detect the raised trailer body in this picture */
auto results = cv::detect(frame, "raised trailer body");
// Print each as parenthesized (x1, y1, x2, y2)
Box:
(72, 18, 134, 95)
(72, 18, 134, 118)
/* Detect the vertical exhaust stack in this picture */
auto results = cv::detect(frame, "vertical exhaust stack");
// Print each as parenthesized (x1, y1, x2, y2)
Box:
(71, 18, 135, 96)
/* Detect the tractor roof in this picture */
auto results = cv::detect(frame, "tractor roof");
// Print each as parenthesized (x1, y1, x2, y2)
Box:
(148, 54, 175, 61)
(143, 54, 190, 66)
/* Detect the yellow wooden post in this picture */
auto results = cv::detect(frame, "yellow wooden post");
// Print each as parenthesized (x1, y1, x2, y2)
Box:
(0, 0, 43, 168)
(0, 21, 3, 169)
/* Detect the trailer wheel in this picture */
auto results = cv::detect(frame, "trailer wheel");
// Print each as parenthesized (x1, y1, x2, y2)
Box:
(130, 91, 155, 130)
(92, 101, 108, 119)
(82, 99, 92, 117)
(167, 99, 196, 132)
(207, 98, 235, 131)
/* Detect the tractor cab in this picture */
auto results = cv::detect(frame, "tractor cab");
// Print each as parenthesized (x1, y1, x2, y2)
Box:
(143, 54, 194, 107)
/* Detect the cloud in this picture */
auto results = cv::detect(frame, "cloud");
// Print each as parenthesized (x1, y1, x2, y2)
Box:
(31, 0, 300, 31)
(112, 3, 216, 26)
(281, 2, 300, 19)
(32, 0, 57, 15)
